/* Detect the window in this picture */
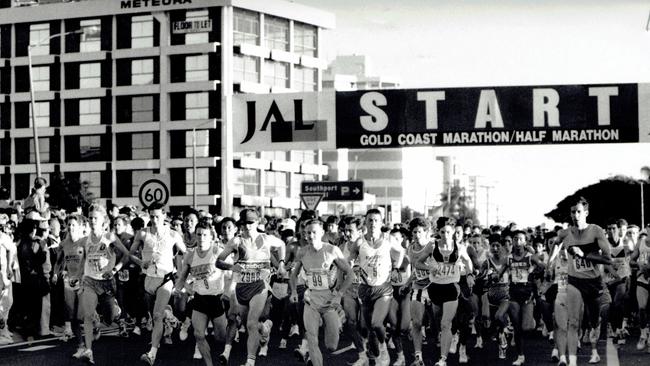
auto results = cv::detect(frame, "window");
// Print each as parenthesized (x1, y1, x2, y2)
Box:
(29, 23, 50, 56)
(294, 23, 317, 57)
(80, 19, 101, 52)
(131, 170, 154, 197)
(185, 10, 209, 45)
(262, 151, 286, 161)
(132, 15, 154, 49)
(186, 167, 209, 195)
(132, 96, 154, 122)
(185, 92, 209, 120)
(185, 130, 209, 158)
(132, 133, 154, 160)
(29, 101, 50, 127)
(294, 66, 317, 91)
(264, 16, 289, 51)
(186, 55, 208, 81)
(291, 173, 315, 196)
(79, 135, 101, 160)
(292, 150, 316, 164)
(234, 168, 259, 196)
(28, 138, 50, 164)
(79, 171, 101, 199)
(233, 8, 259, 46)
(79, 99, 101, 125)
(233, 55, 259, 83)
(79, 62, 101, 88)
(264, 61, 289, 88)
(131, 59, 154, 85)
(264, 171, 288, 197)
(32, 66, 50, 91)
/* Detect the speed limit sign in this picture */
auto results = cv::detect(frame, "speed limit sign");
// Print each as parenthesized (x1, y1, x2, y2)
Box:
(138, 178, 170, 208)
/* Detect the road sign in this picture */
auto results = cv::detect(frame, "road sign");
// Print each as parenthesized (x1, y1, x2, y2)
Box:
(300, 193, 324, 210)
(138, 176, 170, 208)
(301, 181, 364, 201)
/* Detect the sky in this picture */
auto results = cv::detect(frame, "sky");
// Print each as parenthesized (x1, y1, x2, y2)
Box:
(292, 0, 650, 227)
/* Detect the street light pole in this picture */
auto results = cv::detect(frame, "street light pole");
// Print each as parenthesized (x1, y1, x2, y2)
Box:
(193, 128, 197, 209)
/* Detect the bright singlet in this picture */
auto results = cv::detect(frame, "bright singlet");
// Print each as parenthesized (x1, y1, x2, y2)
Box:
(409, 243, 431, 289)
(188, 245, 224, 296)
(142, 227, 178, 278)
(231, 234, 282, 284)
(357, 234, 394, 286)
(429, 242, 462, 285)
(84, 233, 116, 281)
(606, 244, 631, 283)
(61, 236, 85, 281)
(300, 243, 342, 291)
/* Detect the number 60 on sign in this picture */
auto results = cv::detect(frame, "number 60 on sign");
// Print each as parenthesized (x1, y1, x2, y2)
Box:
(138, 178, 170, 208)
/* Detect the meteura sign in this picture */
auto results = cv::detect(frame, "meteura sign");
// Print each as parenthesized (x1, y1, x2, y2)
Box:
(336, 83, 639, 148)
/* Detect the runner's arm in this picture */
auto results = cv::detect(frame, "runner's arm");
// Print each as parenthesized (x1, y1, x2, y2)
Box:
(128, 230, 145, 267)
(414, 243, 434, 271)
(289, 249, 304, 298)
(389, 236, 405, 269)
(216, 238, 237, 270)
(333, 253, 354, 295)
(173, 252, 192, 292)
(268, 235, 286, 273)
(110, 234, 130, 273)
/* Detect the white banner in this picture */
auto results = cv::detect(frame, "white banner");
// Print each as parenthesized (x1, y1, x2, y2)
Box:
(233, 91, 336, 152)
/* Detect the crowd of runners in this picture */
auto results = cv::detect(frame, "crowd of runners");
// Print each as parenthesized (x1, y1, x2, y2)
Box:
(0, 180, 650, 366)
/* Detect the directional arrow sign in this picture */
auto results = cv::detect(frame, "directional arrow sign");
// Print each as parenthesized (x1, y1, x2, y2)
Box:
(300, 193, 324, 210)
(301, 181, 364, 201)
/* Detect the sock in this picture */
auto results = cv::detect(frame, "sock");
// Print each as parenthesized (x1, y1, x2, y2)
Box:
(569, 355, 577, 365)
(149, 346, 158, 358)
(223, 344, 232, 357)
(415, 351, 423, 360)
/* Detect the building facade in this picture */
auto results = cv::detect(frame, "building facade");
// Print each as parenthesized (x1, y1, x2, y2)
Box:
(0, 0, 333, 216)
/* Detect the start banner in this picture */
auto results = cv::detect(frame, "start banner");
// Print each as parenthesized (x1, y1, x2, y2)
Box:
(335, 83, 640, 149)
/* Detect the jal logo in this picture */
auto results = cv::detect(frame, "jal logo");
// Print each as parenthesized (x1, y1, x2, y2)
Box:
(242, 99, 326, 144)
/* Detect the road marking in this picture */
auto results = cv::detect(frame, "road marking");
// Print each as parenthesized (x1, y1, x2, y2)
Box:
(331, 344, 355, 355)
(606, 338, 619, 366)
(19, 345, 56, 352)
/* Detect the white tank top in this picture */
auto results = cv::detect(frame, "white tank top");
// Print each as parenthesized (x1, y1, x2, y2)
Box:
(142, 227, 177, 278)
(358, 234, 393, 286)
(189, 245, 224, 296)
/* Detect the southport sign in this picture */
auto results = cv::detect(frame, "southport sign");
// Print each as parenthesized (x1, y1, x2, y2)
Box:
(233, 83, 649, 151)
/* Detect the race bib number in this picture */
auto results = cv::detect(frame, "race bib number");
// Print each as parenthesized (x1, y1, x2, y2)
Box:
(117, 269, 130, 282)
(307, 270, 331, 290)
(352, 267, 362, 284)
(239, 270, 262, 283)
(573, 257, 594, 272)
(511, 268, 529, 284)
(272, 282, 289, 298)
(415, 268, 430, 281)
(432, 263, 458, 280)
(87, 254, 109, 273)
(557, 273, 568, 291)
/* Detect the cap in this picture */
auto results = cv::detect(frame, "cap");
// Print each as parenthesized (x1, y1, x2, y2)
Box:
(238, 209, 259, 224)
(279, 218, 296, 232)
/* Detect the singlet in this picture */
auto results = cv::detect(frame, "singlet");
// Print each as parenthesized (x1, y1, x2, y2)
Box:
(562, 225, 603, 279)
(429, 242, 463, 285)
(300, 243, 341, 291)
(409, 243, 432, 289)
(357, 234, 394, 286)
(390, 255, 411, 287)
(508, 252, 533, 285)
(553, 256, 569, 294)
(485, 257, 509, 288)
(230, 234, 282, 284)
(187, 244, 224, 296)
(141, 227, 180, 278)
(342, 240, 362, 286)
(219, 240, 236, 295)
(61, 236, 85, 281)
(606, 241, 630, 283)
(84, 233, 117, 281)
(637, 238, 650, 283)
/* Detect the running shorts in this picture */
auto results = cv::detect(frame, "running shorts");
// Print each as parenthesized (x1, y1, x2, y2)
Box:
(193, 293, 226, 319)
(236, 280, 266, 307)
(411, 287, 430, 304)
(358, 282, 393, 305)
(427, 282, 460, 307)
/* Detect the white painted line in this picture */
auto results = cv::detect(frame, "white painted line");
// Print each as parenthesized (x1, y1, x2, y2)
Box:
(19, 345, 56, 352)
(332, 344, 355, 355)
(606, 338, 619, 366)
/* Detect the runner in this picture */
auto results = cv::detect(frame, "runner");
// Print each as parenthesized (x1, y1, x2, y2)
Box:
(631, 231, 650, 351)
(416, 220, 473, 366)
(387, 227, 411, 366)
(174, 221, 226, 366)
(547, 244, 570, 366)
(78, 204, 130, 364)
(408, 217, 433, 366)
(216, 208, 286, 366)
(604, 219, 634, 345)
(217, 217, 241, 364)
(289, 219, 354, 366)
(347, 208, 405, 366)
(557, 197, 612, 366)
(129, 203, 187, 365)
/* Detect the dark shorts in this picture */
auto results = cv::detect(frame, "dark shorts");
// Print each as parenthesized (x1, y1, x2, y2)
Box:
(236, 280, 267, 307)
(638, 280, 650, 292)
(83, 277, 116, 297)
(509, 284, 534, 304)
(487, 284, 509, 306)
(568, 276, 605, 304)
(193, 293, 226, 319)
(82, 277, 119, 324)
(358, 282, 393, 305)
(545, 283, 558, 305)
(459, 276, 472, 300)
(427, 282, 460, 307)
(393, 285, 411, 303)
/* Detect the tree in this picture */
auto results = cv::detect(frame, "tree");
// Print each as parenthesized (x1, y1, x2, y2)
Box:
(545, 175, 646, 227)
(435, 184, 479, 226)
(46, 172, 95, 214)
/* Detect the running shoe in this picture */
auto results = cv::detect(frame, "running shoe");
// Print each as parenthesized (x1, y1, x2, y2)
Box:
(133, 326, 141, 336)
(377, 349, 390, 366)
(474, 335, 483, 349)
(459, 345, 469, 364)
(588, 328, 599, 345)
(259, 344, 268, 357)
(588, 350, 600, 364)
(179, 319, 190, 341)
(260, 319, 273, 346)
(551, 348, 559, 362)
(289, 324, 300, 337)
(434, 359, 447, 366)
(512, 355, 525, 366)
(80, 349, 95, 365)
(387, 337, 395, 349)
(140, 352, 155, 365)
(449, 333, 459, 354)
(499, 332, 508, 350)
(558, 355, 567, 366)
(72, 347, 86, 359)
(279, 339, 287, 349)
(638, 328, 649, 350)
(408, 355, 424, 366)
(194, 345, 203, 360)
(498, 347, 506, 360)
(392, 352, 405, 366)
(294, 347, 309, 363)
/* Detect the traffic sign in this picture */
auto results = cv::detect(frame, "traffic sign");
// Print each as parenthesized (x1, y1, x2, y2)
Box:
(138, 176, 170, 208)
(301, 181, 364, 201)
(300, 193, 324, 210)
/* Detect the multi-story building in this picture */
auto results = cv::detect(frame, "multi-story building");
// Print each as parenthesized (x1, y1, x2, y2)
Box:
(0, 0, 333, 216)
